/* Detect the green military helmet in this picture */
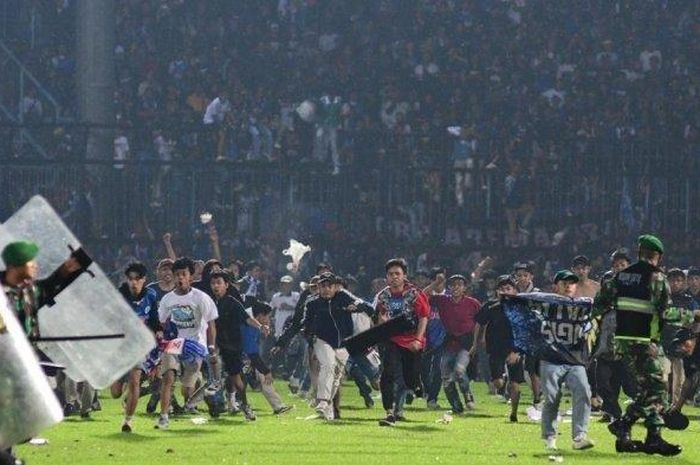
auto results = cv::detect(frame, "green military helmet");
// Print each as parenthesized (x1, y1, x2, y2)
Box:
(1, 240, 39, 267)
(638, 234, 664, 254)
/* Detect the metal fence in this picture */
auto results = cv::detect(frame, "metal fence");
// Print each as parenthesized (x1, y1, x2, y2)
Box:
(1, 125, 698, 249)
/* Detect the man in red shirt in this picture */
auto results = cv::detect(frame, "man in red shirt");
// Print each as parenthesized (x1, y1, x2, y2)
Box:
(373, 258, 430, 427)
(425, 273, 481, 412)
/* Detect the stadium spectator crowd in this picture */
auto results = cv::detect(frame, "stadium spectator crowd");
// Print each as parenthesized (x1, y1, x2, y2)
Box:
(3, 4, 700, 457)
(1, 1, 700, 301)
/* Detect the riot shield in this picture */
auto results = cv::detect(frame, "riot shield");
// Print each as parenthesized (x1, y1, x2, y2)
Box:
(0, 290, 63, 449)
(0, 196, 155, 388)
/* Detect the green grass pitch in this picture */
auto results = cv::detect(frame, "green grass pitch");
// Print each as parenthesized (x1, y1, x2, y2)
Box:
(16, 381, 700, 465)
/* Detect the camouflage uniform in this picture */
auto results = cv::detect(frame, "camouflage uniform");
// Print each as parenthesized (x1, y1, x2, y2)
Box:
(593, 235, 682, 456)
(1, 276, 43, 338)
(594, 267, 670, 432)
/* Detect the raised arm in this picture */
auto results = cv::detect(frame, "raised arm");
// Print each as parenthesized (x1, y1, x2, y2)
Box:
(208, 224, 223, 262)
(162, 232, 177, 260)
(423, 273, 445, 295)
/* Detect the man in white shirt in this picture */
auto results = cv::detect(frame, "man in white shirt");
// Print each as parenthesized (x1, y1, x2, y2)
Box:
(270, 275, 300, 338)
(155, 257, 218, 429)
(202, 90, 231, 125)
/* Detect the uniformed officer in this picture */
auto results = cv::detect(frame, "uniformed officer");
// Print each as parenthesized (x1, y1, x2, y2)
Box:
(663, 268, 699, 406)
(1, 240, 86, 338)
(593, 234, 681, 456)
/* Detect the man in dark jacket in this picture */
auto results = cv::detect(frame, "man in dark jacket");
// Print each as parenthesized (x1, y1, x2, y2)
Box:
(273, 263, 333, 352)
(302, 272, 373, 420)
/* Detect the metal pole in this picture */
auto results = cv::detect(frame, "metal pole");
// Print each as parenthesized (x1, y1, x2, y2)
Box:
(77, 0, 115, 238)
(30, 7, 35, 49)
(685, 178, 690, 233)
(18, 71, 23, 122)
(485, 172, 491, 219)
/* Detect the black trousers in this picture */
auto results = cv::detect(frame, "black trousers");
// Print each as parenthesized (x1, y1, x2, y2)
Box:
(0, 449, 16, 465)
(596, 357, 638, 418)
(380, 342, 422, 412)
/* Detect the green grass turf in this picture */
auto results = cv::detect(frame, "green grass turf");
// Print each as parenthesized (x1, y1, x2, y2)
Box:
(16, 381, 700, 465)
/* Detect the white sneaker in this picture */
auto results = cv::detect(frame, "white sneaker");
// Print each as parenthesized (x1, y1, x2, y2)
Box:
(527, 406, 542, 422)
(154, 415, 169, 430)
(315, 401, 332, 420)
(544, 436, 558, 451)
(322, 403, 334, 421)
(572, 436, 595, 450)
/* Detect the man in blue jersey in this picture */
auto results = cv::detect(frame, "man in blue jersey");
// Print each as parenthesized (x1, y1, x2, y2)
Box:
(143, 258, 176, 413)
(111, 261, 158, 433)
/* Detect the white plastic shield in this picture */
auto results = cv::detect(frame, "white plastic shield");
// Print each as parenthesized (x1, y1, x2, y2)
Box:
(0, 291, 63, 449)
(0, 196, 155, 388)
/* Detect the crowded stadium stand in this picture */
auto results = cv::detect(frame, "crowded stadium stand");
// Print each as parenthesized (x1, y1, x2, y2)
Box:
(1, 0, 700, 283)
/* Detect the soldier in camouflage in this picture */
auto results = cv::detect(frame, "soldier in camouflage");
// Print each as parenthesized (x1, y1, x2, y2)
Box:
(1, 240, 85, 338)
(593, 235, 681, 456)
(662, 268, 699, 406)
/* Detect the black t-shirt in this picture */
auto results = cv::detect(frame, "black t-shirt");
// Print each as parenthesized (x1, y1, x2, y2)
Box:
(475, 299, 515, 357)
(215, 294, 251, 352)
(193, 278, 247, 306)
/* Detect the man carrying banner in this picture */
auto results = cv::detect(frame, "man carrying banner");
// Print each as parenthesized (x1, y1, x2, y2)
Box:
(536, 271, 595, 451)
(594, 235, 681, 456)
(501, 271, 595, 449)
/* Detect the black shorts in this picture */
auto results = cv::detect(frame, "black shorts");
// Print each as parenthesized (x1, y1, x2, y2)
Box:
(506, 358, 526, 384)
(489, 355, 507, 382)
(489, 354, 526, 384)
(220, 349, 243, 375)
(525, 356, 540, 376)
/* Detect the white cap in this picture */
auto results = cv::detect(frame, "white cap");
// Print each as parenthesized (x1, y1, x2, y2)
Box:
(280, 275, 294, 283)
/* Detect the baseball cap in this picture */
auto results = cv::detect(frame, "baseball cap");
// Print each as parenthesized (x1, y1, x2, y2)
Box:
(553, 270, 579, 283)
(280, 275, 294, 283)
(667, 268, 686, 279)
(513, 261, 533, 273)
(611, 248, 630, 263)
(496, 275, 517, 288)
(317, 272, 337, 284)
(687, 266, 700, 277)
(572, 255, 590, 267)
(447, 274, 469, 284)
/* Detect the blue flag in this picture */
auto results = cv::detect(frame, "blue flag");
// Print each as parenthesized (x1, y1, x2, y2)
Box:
(502, 292, 593, 366)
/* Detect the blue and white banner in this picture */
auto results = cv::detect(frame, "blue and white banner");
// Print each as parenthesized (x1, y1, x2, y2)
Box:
(502, 292, 593, 366)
